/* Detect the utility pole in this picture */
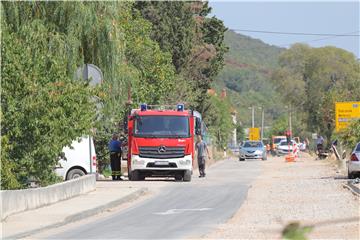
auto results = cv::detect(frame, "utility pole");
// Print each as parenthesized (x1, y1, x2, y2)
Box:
(289, 104, 292, 138)
(248, 106, 255, 128)
(252, 106, 255, 128)
(261, 107, 264, 141)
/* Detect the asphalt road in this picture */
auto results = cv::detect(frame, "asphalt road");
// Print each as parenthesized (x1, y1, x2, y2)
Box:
(48, 158, 262, 239)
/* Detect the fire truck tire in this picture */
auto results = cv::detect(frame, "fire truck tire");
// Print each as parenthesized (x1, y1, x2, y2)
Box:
(183, 170, 192, 182)
(175, 174, 183, 181)
(130, 170, 140, 181)
(139, 173, 146, 181)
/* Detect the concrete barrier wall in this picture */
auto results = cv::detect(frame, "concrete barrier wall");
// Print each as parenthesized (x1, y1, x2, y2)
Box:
(0, 174, 96, 221)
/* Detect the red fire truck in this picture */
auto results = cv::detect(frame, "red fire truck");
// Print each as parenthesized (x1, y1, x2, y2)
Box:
(126, 104, 202, 182)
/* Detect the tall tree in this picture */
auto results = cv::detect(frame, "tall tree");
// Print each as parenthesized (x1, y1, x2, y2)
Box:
(272, 43, 360, 140)
(1, 1, 179, 188)
(134, 1, 195, 73)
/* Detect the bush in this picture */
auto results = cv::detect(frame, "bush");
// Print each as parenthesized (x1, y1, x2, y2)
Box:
(338, 119, 360, 150)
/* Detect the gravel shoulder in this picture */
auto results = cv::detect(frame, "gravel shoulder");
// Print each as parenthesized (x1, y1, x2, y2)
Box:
(204, 154, 359, 239)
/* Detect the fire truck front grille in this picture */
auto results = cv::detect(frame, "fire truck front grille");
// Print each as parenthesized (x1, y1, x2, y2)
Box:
(139, 146, 185, 159)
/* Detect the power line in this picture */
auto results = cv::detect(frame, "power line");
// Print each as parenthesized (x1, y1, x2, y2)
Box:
(231, 29, 360, 37)
(279, 31, 360, 47)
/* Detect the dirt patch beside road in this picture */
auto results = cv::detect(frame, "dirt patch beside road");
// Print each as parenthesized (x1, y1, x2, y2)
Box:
(205, 154, 359, 239)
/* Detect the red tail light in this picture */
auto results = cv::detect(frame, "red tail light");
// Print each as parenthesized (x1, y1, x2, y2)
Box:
(92, 155, 97, 166)
(351, 153, 359, 161)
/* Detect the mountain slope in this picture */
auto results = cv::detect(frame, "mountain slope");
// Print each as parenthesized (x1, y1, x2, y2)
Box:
(213, 30, 285, 127)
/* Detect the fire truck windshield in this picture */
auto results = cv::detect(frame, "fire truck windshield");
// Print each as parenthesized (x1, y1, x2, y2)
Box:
(134, 115, 190, 138)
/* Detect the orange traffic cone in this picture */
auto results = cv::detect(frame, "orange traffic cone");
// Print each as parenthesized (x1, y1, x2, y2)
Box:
(285, 153, 295, 162)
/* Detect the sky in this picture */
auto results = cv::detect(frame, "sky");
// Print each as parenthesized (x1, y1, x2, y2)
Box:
(209, 1, 360, 58)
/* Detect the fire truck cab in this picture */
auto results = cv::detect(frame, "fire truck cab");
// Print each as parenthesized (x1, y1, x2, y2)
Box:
(126, 104, 202, 182)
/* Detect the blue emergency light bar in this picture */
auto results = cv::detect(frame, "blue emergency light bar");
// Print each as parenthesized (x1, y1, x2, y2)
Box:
(177, 104, 184, 111)
(140, 103, 147, 111)
(139, 103, 185, 111)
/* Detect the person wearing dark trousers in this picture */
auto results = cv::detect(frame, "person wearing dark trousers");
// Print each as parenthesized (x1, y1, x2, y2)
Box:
(196, 135, 210, 178)
(109, 133, 122, 180)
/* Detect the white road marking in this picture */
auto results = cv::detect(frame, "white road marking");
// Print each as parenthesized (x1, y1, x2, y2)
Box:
(154, 208, 213, 215)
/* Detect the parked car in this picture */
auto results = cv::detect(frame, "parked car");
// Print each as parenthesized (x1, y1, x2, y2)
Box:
(239, 141, 267, 161)
(272, 136, 286, 150)
(347, 142, 360, 179)
(55, 136, 97, 180)
(276, 140, 299, 156)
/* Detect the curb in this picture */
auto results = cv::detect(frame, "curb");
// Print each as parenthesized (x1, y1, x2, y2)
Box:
(5, 187, 148, 240)
(342, 182, 360, 197)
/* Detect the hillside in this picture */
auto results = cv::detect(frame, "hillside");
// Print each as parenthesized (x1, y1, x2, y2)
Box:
(213, 30, 285, 127)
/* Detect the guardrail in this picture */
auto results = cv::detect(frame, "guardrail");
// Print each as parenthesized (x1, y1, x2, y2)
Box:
(1, 174, 96, 221)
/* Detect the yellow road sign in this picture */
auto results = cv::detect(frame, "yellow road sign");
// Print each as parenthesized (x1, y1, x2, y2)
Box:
(335, 101, 360, 132)
(249, 127, 260, 141)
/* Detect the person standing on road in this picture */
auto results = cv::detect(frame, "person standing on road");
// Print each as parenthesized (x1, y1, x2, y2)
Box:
(196, 135, 210, 178)
(108, 133, 122, 181)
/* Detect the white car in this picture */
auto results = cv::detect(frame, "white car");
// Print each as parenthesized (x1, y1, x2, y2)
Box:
(55, 136, 97, 180)
(276, 140, 299, 156)
(347, 142, 360, 179)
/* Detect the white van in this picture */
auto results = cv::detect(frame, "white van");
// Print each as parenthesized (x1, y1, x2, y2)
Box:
(55, 136, 97, 180)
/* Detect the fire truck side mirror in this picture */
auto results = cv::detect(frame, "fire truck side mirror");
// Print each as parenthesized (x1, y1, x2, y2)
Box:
(195, 118, 202, 135)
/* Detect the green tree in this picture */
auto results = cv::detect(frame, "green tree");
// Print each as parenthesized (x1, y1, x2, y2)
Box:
(236, 123, 245, 143)
(135, 1, 228, 109)
(272, 44, 360, 140)
(1, 1, 230, 187)
(338, 119, 360, 150)
(1, 19, 95, 188)
(133, 1, 195, 73)
(203, 95, 234, 148)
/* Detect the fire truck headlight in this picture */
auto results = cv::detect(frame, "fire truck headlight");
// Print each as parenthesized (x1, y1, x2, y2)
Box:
(132, 159, 145, 165)
(179, 159, 191, 165)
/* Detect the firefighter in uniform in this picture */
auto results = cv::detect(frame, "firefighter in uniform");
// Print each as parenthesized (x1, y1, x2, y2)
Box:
(108, 133, 122, 180)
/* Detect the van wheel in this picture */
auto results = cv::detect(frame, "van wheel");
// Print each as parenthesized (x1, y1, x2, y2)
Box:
(66, 169, 85, 180)
(183, 170, 192, 182)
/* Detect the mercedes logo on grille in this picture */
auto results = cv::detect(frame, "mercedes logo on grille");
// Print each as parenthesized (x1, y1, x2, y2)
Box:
(158, 146, 166, 153)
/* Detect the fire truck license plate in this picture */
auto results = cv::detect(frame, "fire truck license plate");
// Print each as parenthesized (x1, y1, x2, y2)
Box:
(155, 161, 169, 166)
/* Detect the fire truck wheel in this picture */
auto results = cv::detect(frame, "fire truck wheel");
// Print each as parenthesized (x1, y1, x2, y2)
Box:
(175, 174, 183, 181)
(131, 170, 140, 181)
(139, 173, 146, 181)
(183, 170, 192, 182)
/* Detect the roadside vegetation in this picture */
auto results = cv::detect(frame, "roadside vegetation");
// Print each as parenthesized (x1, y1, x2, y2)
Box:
(338, 119, 360, 150)
(1, 1, 232, 189)
(272, 44, 360, 142)
(217, 31, 359, 143)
